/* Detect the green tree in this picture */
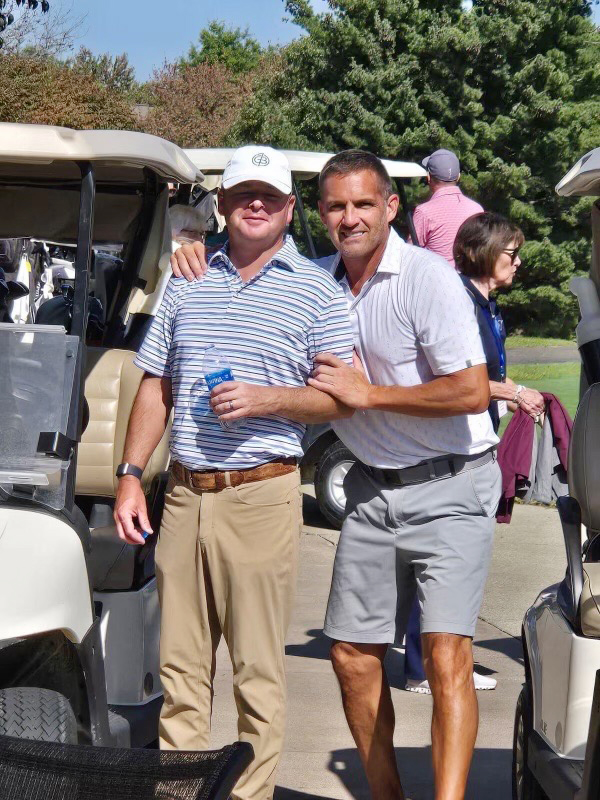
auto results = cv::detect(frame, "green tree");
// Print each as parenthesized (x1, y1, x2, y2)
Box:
(70, 47, 136, 94)
(235, 0, 600, 336)
(182, 20, 263, 74)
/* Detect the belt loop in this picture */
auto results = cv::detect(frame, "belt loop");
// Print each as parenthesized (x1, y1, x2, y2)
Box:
(224, 471, 232, 488)
(427, 460, 436, 480)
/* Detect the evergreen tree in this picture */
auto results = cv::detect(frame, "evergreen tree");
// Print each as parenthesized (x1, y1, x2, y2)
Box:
(235, 0, 600, 336)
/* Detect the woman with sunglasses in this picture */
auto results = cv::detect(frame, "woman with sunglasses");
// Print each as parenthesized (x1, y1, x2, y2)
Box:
(454, 211, 545, 431)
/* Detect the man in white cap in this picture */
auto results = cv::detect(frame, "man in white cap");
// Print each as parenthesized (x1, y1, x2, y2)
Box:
(113, 145, 354, 800)
(412, 148, 483, 267)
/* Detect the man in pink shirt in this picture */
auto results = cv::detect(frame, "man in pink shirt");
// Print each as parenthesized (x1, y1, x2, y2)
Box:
(412, 149, 483, 267)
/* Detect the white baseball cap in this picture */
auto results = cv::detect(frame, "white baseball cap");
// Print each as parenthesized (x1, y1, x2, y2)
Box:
(222, 145, 292, 195)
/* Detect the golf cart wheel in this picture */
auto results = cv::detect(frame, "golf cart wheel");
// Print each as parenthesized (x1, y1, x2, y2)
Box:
(0, 687, 77, 744)
(512, 686, 545, 800)
(314, 440, 356, 529)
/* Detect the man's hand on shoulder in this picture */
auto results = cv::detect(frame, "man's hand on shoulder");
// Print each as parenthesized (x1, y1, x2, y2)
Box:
(308, 352, 373, 410)
(170, 240, 211, 282)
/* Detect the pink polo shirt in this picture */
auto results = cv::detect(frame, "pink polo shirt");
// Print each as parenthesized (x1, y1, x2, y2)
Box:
(412, 185, 483, 267)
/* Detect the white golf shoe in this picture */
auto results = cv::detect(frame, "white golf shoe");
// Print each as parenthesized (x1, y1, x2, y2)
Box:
(405, 671, 497, 694)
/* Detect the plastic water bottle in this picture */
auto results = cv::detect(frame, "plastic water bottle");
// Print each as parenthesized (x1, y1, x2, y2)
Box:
(203, 346, 241, 430)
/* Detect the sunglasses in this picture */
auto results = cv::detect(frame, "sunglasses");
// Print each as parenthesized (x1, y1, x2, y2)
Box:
(502, 247, 521, 264)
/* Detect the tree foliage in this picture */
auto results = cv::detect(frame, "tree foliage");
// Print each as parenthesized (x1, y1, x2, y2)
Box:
(181, 20, 263, 74)
(235, 0, 600, 336)
(70, 47, 136, 94)
(140, 61, 251, 148)
(0, 0, 81, 55)
(0, 52, 137, 129)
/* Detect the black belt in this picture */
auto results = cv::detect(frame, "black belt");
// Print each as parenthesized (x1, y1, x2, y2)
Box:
(360, 448, 496, 487)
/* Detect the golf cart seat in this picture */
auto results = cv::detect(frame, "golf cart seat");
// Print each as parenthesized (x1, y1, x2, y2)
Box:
(557, 382, 600, 636)
(76, 347, 171, 592)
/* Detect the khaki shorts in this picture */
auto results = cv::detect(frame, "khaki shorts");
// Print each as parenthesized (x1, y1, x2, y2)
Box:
(323, 458, 502, 643)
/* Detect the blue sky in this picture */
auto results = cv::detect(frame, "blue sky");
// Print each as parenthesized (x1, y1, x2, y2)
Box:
(67, 0, 329, 80)
(65, 0, 600, 82)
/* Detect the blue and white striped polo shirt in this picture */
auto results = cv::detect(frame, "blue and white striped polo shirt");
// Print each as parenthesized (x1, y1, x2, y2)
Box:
(135, 236, 354, 470)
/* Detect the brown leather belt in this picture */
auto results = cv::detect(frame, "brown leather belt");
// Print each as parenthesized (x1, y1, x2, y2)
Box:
(172, 458, 298, 492)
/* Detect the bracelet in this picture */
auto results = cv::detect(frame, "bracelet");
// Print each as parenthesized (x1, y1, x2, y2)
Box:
(513, 385, 525, 404)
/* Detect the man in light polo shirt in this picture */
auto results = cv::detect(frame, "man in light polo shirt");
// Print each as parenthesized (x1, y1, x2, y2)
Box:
(412, 148, 483, 267)
(308, 151, 501, 800)
(113, 146, 354, 800)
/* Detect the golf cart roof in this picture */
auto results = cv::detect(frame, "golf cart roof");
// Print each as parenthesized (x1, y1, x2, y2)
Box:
(184, 147, 426, 184)
(0, 123, 203, 244)
(0, 123, 203, 184)
(556, 148, 600, 197)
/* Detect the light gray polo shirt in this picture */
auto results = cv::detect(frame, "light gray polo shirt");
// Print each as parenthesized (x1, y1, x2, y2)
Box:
(318, 228, 498, 469)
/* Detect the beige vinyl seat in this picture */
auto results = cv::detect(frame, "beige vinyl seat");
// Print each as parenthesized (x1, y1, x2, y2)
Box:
(558, 383, 600, 636)
(76, 347, 171, 592)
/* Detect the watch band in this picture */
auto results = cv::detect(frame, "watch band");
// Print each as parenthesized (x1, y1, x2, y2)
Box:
(116, 462, 144, 480)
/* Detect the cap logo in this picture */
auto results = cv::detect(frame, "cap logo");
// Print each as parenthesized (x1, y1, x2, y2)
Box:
(252, 153, 270, 167)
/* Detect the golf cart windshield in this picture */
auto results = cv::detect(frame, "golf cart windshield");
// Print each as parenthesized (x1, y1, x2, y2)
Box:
(0, 324, 78, 509)
(0, 123, 203, 515)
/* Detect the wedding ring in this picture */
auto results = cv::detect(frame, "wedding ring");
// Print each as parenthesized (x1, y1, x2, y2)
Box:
(229, 400, 234, 411)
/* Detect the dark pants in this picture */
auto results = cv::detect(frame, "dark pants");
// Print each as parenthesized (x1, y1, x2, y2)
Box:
(404, 596, 426, 681)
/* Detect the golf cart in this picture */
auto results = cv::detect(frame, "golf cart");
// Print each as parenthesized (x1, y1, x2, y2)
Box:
(183, 147, 427, 528)
(512, 147, 600, 799)
(0, 122, 204, 747)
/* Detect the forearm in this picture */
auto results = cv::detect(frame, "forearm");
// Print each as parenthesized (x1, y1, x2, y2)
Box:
(122, 374, 173, 468)
(489, 380, 516, 402)
(364, 368, 490, 418)
(265, 385, 354, 423)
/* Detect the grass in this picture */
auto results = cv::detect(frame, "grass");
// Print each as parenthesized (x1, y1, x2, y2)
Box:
(498, 361, 580, 437)
(505, 335, 576, 349)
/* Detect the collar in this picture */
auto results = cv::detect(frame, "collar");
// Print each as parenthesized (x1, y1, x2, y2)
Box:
(460, 274, 491, 309)
(331, 227, 405, 284)
(431, 185, 463, 198)
(208, 234, 299, 273)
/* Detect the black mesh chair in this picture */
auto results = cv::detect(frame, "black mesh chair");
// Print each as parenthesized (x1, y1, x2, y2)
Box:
(0, 735, 253, 800)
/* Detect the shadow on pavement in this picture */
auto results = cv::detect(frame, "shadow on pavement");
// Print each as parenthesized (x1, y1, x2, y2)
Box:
(286, 629, 331, 661)
(476, 635, 524, 666)
(302, 493, 336, 530)
(327, 745, 512, 800)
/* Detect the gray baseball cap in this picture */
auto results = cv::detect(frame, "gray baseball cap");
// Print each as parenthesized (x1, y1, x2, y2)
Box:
(422, 149, 460, 181)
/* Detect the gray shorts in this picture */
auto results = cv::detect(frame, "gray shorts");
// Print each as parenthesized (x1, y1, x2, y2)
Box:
(323, 457, 502, 643)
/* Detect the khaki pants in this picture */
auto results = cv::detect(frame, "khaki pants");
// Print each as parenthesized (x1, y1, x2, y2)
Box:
(155, 468, 303, 800)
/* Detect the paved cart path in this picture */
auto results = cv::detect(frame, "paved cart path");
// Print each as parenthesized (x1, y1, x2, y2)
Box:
(507, 344, 578, 364)
(208, 491, 566, 800)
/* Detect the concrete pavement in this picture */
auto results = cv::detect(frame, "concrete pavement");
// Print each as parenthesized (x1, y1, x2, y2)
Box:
(507, 344, 578, 364)
(208, 491, 567, 799)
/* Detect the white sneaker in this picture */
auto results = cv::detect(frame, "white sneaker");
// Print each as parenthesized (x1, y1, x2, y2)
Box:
(405, 672, 497, 694)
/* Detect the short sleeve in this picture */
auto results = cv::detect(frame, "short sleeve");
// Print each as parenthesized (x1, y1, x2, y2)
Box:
(134, 278, 178, 377)
(411, 204, 428, 248)
(308, 287, 354, 367)
(411, 260, 486, 375)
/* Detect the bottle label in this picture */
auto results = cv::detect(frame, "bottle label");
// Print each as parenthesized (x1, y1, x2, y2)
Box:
(205, 368, 234, 390)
